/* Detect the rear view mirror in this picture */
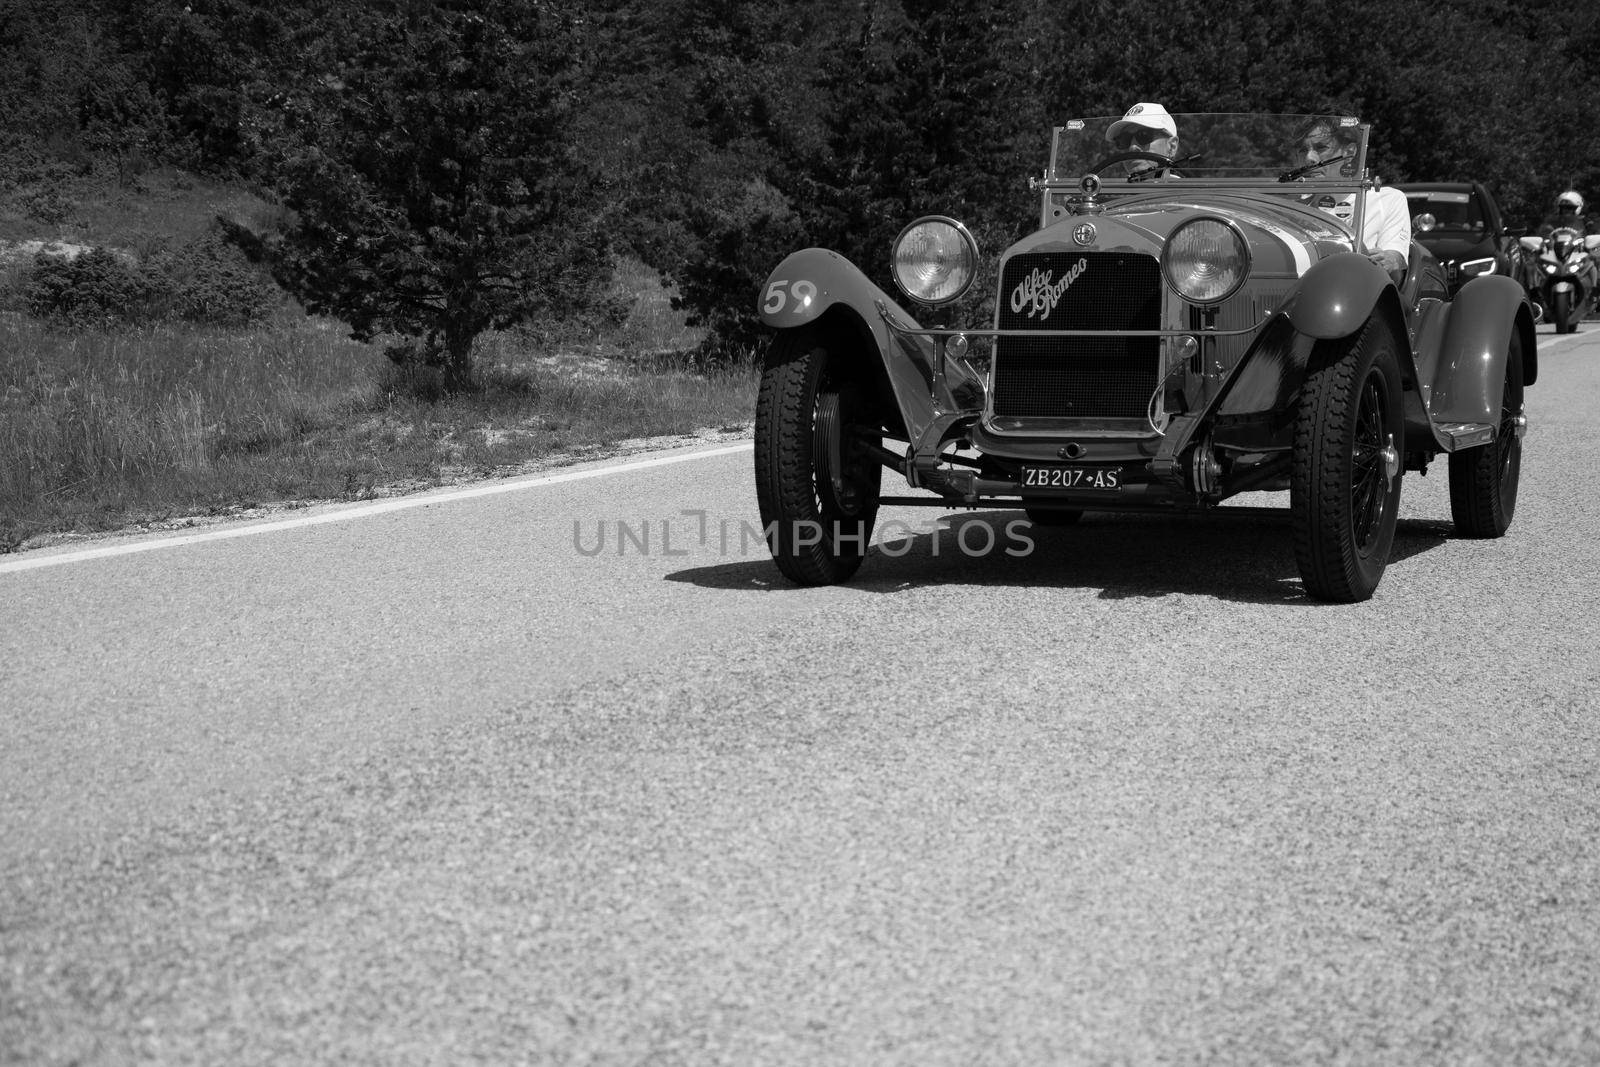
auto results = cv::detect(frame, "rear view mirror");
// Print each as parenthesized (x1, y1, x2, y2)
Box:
(1585, 235, 1600, 253)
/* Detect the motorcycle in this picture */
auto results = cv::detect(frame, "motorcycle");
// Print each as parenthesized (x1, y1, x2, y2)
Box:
(1518, 227, 1600, 333)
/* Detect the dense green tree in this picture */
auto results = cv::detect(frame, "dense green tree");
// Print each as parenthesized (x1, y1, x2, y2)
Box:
(584, 0, 834, 352)
(257, 1, 610, 388)
(0, 1, 108, 180)
(78, 60, 167, 185)
(660, 0, 1600, 350)
(111, 0, 293, 172)
(5, 0, 1600, 356)
(662, 0, 1052, 354)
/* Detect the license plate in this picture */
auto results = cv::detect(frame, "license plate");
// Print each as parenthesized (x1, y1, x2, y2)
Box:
(1020, 465, 1123, 491)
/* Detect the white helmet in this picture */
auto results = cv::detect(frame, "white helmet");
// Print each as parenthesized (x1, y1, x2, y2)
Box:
(1557, 190, 1584, 212)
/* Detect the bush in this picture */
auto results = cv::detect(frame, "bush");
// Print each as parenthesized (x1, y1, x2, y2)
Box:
(16, 184, 78, 226)
(149, 233, 278, 327)
(20, 233, 279, 329)
(22, 248, 153, 328)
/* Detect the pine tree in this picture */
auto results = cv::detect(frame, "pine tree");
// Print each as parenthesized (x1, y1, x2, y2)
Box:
(259, 1, 609, 389)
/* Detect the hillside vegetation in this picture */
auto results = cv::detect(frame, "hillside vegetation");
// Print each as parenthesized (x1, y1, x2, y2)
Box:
(2, 0, 1596, 546)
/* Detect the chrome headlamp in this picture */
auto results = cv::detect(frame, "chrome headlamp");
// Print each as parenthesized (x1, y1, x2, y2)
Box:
(1161, 216, 1250, 305)
(1459, 257, 1497, 279)
(891, 216, 978, 305)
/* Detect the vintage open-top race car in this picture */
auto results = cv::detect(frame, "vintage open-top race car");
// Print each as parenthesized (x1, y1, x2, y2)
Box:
(753, 113, 1536, 601)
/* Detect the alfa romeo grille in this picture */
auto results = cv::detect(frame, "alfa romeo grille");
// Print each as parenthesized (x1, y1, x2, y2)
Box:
(993, 252, 1162, 419)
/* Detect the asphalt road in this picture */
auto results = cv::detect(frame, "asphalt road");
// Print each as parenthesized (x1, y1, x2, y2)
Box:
(3, 327, 1598, 1065)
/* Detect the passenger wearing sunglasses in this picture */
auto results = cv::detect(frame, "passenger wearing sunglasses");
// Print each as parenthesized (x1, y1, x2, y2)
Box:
(1295, 115, 1411, 275)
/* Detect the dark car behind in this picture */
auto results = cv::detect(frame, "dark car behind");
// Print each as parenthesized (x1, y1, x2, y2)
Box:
(1399, 182, 1522, 294)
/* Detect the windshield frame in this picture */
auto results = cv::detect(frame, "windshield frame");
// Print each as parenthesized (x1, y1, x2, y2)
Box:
(1042, 113, 1376, 243)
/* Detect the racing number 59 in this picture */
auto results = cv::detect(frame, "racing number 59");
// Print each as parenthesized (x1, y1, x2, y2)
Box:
(763, 279, 818, 315)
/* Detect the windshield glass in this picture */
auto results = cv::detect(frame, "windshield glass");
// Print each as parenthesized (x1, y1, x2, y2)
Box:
(1403, 189, 1484, 233)
(1049, 113, 1369, 186)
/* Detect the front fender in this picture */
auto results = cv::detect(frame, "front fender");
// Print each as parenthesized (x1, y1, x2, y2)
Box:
(760, 249, 899, 342)
(1429, 274, 1537, 425)
(1285, 252, 1392, 339)
(1218, 255, 1414, 420)
(758, 248, 970, 449)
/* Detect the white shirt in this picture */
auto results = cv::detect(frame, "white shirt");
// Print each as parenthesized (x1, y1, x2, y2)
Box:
(1320, 185, 1412, 259)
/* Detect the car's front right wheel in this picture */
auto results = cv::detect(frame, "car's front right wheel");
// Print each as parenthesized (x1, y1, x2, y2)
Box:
(1291, 317, 1405, 603)
(754, 328, 882, 585)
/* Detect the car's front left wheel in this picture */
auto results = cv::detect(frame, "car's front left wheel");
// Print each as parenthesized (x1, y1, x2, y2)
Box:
(755, 328, 882, 585)
(1290, 316, 1405, 603)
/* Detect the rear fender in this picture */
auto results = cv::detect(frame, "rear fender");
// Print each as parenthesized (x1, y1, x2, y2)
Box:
(759, 249, 967, 446)
(1429, 275, 1538, 425)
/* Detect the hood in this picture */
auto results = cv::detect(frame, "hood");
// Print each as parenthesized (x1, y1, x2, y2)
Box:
(1415, 232, 1494, 264)
(1006, 193, 1353, 279)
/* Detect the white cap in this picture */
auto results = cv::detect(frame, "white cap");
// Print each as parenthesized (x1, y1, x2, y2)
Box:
(1106, 102, 1177, 143)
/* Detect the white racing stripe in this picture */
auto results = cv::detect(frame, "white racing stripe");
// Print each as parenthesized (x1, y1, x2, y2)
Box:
(1, 442, 753, 574)
(1260, 223, 1313, 276)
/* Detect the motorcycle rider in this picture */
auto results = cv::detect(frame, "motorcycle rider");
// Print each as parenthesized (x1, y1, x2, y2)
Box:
(1537, 190, 1597, 236)
(1529, 190, 1600, 331)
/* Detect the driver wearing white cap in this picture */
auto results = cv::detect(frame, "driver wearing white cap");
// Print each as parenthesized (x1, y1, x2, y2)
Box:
(1105, 102, 1181, 180)
(1106, 102, 1179, 155)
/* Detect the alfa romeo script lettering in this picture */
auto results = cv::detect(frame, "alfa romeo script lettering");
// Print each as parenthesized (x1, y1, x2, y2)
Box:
(1009, 259, 1089, 321)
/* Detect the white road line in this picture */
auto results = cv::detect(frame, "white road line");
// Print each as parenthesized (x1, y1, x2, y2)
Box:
(1, 442, 753, 575)
(1538, 330, 1591, 351)
(3, 328, 1588, 576)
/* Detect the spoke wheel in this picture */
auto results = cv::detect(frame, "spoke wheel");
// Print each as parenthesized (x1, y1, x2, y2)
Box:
(1449, 331, 1524, 537)
(754, 330, 882, 585)
(1291, 317, 1405, 602)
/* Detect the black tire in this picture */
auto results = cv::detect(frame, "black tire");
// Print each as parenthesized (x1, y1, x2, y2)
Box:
(1448, 330, 1524, 537)
(754, 330, 882, 585)
(1023, 507, 1084, 526)
(1553, 288, 1573, 333)
(1290, 317, 1405, 603)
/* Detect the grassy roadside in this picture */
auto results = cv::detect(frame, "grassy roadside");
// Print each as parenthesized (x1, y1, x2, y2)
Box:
(1, 261, 758, 553)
